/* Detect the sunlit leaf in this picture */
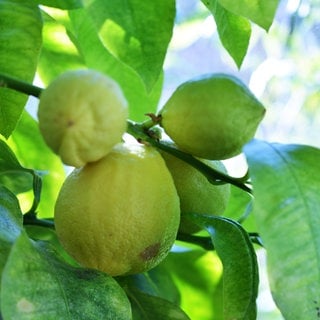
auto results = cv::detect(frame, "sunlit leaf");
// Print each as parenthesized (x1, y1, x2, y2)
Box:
(84, 0, 175, 92)
(68, 8, 163, 121)
(0, 1, 42, 137)
(217, 0, 279, 30)
(38, 10, 85, 85)
(1, 233, 132, 320)
(202, 0, 251, 68)
(163, 250, 223, 320)
(244, 140, 320, 319)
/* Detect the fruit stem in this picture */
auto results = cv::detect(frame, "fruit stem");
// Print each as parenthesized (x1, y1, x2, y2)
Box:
(127, 120, 252, 194)
(140, 113, 162, 130)
(23, 213, 55, 229)
(0, 72, 43, 98)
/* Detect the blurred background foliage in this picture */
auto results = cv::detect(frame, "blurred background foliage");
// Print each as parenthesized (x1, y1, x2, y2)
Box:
(161, 0, 320, 148)
(161, 0, 319, 318)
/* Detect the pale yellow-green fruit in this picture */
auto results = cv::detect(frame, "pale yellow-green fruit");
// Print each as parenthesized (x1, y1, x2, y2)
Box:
(161, 147, 230, 234)
(160, 74, 266, 160)
(54, 142, 180, 276)
(38, 69, 128, 167)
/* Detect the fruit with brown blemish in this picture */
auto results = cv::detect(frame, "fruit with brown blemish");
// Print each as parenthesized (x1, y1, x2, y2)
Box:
(54, 142, 180, 276)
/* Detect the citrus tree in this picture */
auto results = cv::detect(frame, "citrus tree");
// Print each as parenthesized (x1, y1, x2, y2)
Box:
(1, 1, 319, 319)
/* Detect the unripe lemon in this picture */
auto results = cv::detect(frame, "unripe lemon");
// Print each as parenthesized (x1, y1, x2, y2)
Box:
(161, 147, 230, 234)
(38, 69, 128, 167)
(160, 74, 265, 160)
(54, 142, 180, 276)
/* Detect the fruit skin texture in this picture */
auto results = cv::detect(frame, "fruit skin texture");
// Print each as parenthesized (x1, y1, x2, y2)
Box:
(160, 73, 266, 160)
(54, 142, 180, 277)
(38, 69, 128, 167)
(161, 148, 230, 234)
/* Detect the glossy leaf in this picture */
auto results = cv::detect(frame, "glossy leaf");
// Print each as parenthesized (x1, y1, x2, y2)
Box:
(186, 213, 259, 319)
(244, 140, 320, 319)
(0, 1, 42, 137)
(1, 233, 132, 320)
(84, 0, 175, 92)
(68, 8, 163, 121)
(217, 0, 279, 30)
(202, 0, 251, 68)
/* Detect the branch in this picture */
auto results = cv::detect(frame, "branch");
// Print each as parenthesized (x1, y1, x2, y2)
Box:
(0, 73, 42, 98)
(23, 213, 55, 229)
(127, 120, 252, 194)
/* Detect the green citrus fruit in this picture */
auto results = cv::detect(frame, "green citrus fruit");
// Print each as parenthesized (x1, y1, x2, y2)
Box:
(161, 146, 230, 234)
(38, 69, 128, 167)
(159, 73, 265, 160)
(54, 142, 180, 276)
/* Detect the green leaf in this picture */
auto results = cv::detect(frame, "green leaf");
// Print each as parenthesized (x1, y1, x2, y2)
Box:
(223, 185, 256, 232)
(67, 8, 163, 121)
(1, 233, 132, 320)
(122, 263, 181, 305)
(217, 0, 279, 30)
(38, 10, 85, 85)
(36, 0, 83, 9)
(8, 111, 65, 218)
(163, 250, 223, 320)
(0, 186, 23, 247)
(244, 140, 320, 319)
(202, 0, 251, 68)
(0, 1, 42, 137)
(0, 186, 22, 245)
(0, 139, 23, 171)
(0, 186, 23, 306)
(186, 213, 259, 319)
(0, 139, 33, 195)
(84, 0, 175, 92)
(146, 265, 181, 304)
(0, 138, 43, 215)
(127, 288, 190, 320)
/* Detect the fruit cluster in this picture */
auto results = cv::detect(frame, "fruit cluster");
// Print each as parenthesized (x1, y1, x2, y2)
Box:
(38, 69, 265, 277)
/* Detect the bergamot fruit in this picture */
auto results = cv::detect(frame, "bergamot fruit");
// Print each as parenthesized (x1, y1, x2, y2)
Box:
(159, 73, 265, 160)
(54, 142, 180, 276)
(38, 69, 128, 167)
(161, 146, 230, 234)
